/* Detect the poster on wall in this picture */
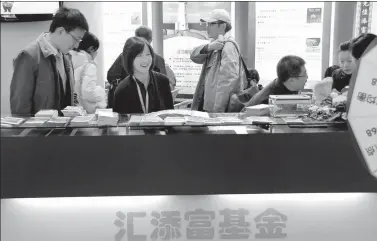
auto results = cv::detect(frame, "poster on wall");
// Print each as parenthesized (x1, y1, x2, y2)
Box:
(164, 36, 209, 95)
(255, 2, 324, 87)
(101, 2, 143, 80)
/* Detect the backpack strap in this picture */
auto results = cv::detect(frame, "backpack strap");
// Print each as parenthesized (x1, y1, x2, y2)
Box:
(220, 40, 252, 89)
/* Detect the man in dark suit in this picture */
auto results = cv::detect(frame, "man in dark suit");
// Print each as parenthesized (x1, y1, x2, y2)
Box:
(107, 25, 167, 107)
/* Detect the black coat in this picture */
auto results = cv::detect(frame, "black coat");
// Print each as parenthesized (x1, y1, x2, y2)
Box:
(113, 71, 173, 114)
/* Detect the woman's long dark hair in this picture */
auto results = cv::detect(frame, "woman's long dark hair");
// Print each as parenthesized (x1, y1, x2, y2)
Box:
(121, 36, 155, 76)
(74, 31, 100, 53)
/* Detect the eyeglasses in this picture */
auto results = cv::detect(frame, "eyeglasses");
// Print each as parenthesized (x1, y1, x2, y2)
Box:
(68, 32, 82, 43)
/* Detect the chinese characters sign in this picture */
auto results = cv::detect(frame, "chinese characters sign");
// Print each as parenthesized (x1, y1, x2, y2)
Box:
(2, 194, 377, 241)
(355, 2, 373, 36)
(114, 208, 288, 241)
(348, 38, 377, 177)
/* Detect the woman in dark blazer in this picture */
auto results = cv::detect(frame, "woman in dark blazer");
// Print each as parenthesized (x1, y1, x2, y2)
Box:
(113, 37, 173, 114)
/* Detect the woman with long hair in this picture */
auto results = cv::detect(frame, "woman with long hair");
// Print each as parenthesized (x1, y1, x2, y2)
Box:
(113, 37, 173, 114)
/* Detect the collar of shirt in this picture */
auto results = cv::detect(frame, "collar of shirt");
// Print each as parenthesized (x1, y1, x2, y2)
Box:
(37, 32, 63, 59)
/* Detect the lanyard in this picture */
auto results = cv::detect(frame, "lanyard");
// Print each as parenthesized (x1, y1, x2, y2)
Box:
(133, 76, 149, 114)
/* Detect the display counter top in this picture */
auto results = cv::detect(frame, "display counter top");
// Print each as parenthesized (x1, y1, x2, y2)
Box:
(1, 118, 375, 199)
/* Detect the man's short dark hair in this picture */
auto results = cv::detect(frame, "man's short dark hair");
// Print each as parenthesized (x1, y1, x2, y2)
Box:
(338, 40, 351, 52)
(276, 55, 306, 83)
(248, 68, 260, 83)
(351, 33, 377, 60)
(49, 7, 89, 33)
(122, 36, 155, 75)
(135, 26, 153, 42)
(77, 32, 100, 53)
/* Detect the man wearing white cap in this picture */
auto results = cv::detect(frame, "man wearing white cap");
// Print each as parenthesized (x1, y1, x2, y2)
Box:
(190, 9, 247, 112)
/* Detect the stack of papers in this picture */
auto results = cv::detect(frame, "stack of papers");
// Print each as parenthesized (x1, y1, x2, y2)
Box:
(216, 117, 244, 125)
(184, 116, 208, 126)
(139, 116, 164, 126)
(35, 109, 58, 118)
(95, 108, 113, 118)
(245, 116, 275, 124)
(148, 109, 210, 119)
(70, 115, 96, 127)
(1, 116, 25, 127)
(21, 117, 50, 127)
(164, 117, 187, 126)
(97, 111, 119, 126)
(44, 117, 71, 127)
(61, 106, 86, 117)
(245, 104, 271, 116)
(127, 115, 144, 126)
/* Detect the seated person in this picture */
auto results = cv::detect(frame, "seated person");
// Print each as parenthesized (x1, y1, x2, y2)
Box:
(107, 26, 167, 108)
(331, 41, 356, 92)
(245, 55, 308, 106)
(10, 7, 88, 116)
(70, 32, 107, 114)
(113, 37, 173, 114)
(323, 65, 340, 78)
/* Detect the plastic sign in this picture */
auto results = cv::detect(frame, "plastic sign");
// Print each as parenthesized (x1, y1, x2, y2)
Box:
(347, 38, 377, 178)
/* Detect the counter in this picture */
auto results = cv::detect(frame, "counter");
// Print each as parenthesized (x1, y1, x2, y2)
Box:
(1, 112, 376, 199)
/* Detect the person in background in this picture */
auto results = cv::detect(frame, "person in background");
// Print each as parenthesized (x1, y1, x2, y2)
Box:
(248, 68, 262, 90)
(70, 32, 107, 114)
(107, 26, 167, 108)
(10, 7, 88, 116)
(165, 64, 177, 90)
(350, 33, 376, 60)
(331, 41, 356, 92)
(323, 65, 340, 78)
(190, 9, 246, 112)
(113, 37, 173, 114)
(245, 55, 308, 106)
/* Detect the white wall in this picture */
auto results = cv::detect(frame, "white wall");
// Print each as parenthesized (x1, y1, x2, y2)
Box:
(371, 2, 377, 34)
(1, 21, 51, 116)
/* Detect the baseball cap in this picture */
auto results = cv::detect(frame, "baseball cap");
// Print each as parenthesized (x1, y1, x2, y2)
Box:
(200, 9, 231, 24)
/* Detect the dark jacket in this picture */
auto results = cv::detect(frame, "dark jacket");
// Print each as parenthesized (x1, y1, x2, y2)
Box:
(10, 34, 74, 116)
(247, 78, 297, 106)
(331, 69, 351, 92)
(113, 71, 173, 114)
(107, 53, 167, 85)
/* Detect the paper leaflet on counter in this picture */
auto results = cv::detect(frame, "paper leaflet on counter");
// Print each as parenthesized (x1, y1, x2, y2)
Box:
(44, 117, 71, 127)
(21, 117, 51, 127)
(147, 109, 210, 119)
(245, 116, 275, 124)
(1, 116, 25, 127)
(97, 110, 119, 126)
(70, 115, 96, 127)
(61, 106, 86, 117)
(35, 109, 58, 118)
(245, 104, 271, 116)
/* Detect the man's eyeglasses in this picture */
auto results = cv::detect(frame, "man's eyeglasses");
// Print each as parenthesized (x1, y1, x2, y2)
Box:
(68, 32, 82, 43)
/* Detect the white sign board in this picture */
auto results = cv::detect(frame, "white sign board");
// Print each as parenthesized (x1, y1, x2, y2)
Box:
(2, 193, 376, 241)
(348, 39, 377, 178)
(0, 2, 59, 14)
(164, 36, 209, 95)
(255, 2, 324, 86)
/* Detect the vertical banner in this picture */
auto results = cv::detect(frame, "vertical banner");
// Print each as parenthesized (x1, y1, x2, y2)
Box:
(354, 2, 373, 37)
